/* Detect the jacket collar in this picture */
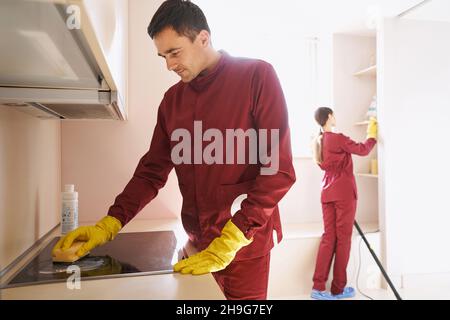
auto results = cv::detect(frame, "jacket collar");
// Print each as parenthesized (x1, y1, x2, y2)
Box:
(188, 50, 228, 92)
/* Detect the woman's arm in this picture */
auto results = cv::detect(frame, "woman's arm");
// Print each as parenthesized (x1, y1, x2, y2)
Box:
(340, 134, 377, 156)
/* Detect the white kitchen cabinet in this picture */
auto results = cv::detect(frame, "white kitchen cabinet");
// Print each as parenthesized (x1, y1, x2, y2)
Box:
(377, 16, 450, 285)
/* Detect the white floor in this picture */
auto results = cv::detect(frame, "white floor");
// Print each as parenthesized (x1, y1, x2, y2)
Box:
(275, 287, 450, 300)
(267, 223, 450, 300)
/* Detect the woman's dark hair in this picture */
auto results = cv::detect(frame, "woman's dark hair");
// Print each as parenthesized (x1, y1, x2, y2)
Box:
(314, 107, 334, 127)
(312, 107, 334, 165)
(147, 0, 210, 42)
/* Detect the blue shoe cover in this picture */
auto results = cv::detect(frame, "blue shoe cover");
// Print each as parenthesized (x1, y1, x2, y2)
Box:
(333, 287, 356, 299)
(311, 289, 337, 300)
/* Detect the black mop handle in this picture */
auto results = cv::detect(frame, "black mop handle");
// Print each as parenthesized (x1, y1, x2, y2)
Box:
(353, 221, 402, 300)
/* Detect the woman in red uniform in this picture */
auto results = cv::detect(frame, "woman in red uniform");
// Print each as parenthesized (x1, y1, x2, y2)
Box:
(311, 107, 377, 300)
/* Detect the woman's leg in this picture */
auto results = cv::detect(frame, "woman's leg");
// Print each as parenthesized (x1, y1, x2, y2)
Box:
(331, 199, 357, 295)
(312, 202, 337, 291)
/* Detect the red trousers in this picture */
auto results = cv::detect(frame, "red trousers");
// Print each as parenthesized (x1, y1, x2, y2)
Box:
(312, 199, 356, 295)
(213, 253, 271, 300)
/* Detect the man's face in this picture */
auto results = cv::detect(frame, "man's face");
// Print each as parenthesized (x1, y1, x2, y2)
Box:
(154, 27, 207, 83)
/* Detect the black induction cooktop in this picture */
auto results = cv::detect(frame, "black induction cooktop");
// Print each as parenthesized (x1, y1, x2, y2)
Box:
(4, 231, 178, 288)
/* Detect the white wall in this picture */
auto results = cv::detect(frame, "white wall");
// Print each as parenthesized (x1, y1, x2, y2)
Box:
(0, 107, 60, 270)
(280, 159, 323, 224)
(404, 0, 450, 22)
(378, 17, 450, 286)
(61, 0, 181, 223)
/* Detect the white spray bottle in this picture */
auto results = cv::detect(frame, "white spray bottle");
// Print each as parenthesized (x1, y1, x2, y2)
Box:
(61, 184, 78, 234)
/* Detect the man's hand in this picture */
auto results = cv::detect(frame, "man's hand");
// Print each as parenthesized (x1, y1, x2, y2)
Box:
(52, 215, 122, 258)
(173, 220, 252, 275)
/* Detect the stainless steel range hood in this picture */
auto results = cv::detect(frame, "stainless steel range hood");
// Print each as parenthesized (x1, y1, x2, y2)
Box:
(0, 0, 126, 120)
(0, 87, 119, 119)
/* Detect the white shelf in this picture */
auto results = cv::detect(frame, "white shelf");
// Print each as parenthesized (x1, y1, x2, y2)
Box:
(353, 65, 377, 77)
(356, 173, 378, 178)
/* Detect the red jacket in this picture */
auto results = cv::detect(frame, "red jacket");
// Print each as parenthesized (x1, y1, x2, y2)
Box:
(319, 132, 376, 203)
(108, 52, 296, 260)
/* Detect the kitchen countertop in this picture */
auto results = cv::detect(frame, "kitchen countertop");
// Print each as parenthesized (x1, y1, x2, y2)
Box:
(0, 219, 225, 300)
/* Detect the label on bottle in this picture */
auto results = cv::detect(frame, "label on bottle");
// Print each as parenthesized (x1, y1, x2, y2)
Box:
(61, 200, 78, 234)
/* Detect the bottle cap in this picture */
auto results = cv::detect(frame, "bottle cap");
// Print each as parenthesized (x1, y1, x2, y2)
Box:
(62, 184, 78, 200)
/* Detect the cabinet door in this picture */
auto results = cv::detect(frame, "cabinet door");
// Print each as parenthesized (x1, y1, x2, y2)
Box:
(377, 17, 450, 276)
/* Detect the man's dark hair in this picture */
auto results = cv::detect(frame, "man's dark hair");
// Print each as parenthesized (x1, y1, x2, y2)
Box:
(147, 0, 210, 42)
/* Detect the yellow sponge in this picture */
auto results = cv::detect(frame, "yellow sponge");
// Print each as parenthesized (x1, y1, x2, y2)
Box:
(52, 241, 88, 263)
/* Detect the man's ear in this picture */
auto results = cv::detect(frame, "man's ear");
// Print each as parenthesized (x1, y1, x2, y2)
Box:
(198, 30, 210, 47)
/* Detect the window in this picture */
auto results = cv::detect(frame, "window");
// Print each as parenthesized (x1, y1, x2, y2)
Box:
(198, 0, 332, 157)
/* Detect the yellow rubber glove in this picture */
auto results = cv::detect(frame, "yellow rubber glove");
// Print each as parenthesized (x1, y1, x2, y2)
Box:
(366, 117, 378, 140)
(52, 215, 122, 258)
(173, 220, 252, 275)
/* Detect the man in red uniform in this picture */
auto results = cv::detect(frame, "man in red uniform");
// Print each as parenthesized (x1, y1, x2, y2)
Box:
(53, 0, 296, 300)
